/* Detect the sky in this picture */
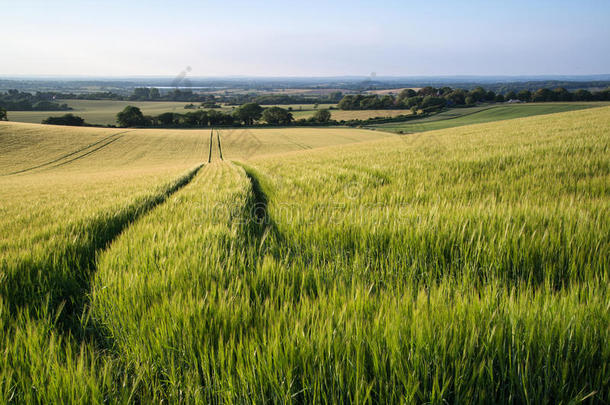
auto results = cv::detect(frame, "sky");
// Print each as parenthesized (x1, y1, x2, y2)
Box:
(1, 0, 609, 77)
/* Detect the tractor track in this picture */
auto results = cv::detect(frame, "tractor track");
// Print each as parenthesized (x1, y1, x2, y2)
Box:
(281, 133, 312, 150)
(2, 130, 131, 176)
(208, 128, 224, 162)
(49, 135, 125, 169)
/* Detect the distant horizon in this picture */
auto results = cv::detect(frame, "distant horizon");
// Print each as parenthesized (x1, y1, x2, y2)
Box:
(2, 74, 610, 81)
(2, 0, 609, 77)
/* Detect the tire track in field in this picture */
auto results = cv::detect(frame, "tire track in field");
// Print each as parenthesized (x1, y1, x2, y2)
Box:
(281, 133, 312, 150)
(2, 130, 131, 176)
(2, 162, 205, 330)
(49, 135, 125, 169)
(222, 129, 265, 158)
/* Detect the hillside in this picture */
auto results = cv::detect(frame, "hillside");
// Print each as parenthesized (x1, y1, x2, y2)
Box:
(0, 107, 608, 403)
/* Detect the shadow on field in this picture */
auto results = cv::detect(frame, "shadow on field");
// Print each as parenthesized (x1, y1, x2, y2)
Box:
(0, 164, 204, 339)
(234, 162, 285, 258)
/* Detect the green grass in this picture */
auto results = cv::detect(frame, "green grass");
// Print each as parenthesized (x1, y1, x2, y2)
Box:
(1, 107, 609, 402)
(371, 102, 610, 133)
(292, 108, 411, 121)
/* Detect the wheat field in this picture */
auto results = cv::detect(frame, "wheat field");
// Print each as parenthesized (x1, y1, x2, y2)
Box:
(0, 108, 608, 403)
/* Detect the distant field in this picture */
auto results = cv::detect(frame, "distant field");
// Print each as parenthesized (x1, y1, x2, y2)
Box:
(366, 87, 420, 95)
(5, 99, 229, 126)
(263, 103, 336, 110)
(291, 107, 410, 121)
(371, 102, 610, 133)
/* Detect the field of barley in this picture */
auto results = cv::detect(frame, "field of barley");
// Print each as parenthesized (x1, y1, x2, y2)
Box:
(371, 102, 609, 133)
(0, 107, 608, 403)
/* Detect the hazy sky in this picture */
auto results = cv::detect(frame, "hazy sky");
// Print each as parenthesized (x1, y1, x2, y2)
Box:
(2, 0, 609, 77)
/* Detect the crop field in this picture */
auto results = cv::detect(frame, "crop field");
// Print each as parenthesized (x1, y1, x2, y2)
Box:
(5, 100, 220, 126)
(291, 108, 412, 121)
(372, 102, 610, 133)
(0, 107, 609, 403)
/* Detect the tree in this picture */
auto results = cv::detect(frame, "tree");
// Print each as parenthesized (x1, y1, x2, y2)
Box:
(0, 107, 7, 121)
(553, 87, 572, 101)
(262, 107, 293, 125)
(421, 96, 446, 109)
(131, 88, 151, 100)
(402, 96, 422, 109)
(184, 110, 208, 126)
(117, 105, 146, 127)
(397, 88, 417, 102)
(42, 113, 85, 126)
(312, 109, 331, 123)
(573, 89, 593, 101)
(494, 94, 505, 102)
(468, 86, 487, 102)
(338, 95, 358, 110)
(233, 103, 263, 125)
(531, 88, 554, 102)
(517, 90, 531, 102)
(444, 90, 466, 105)
(380, 95, 394, 108)
(505, 91, 518, 100)
(208, 110, 234, 125)
(149, 88, 161, 100)
(158, 112, 178, 125)
(329, 91, 343, 102)
(359, 96, 381, 109)
(418, 86, 437, 96)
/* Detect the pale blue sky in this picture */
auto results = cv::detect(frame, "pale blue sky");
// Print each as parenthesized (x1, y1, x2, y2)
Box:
(2, 0, 609, 77)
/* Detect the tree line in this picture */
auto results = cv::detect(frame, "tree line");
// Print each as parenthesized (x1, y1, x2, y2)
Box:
(0, 90, 72, 111)
(24, 88, 344, 105)
(113, 104, 333, 128)
(338, 86, 610, 111)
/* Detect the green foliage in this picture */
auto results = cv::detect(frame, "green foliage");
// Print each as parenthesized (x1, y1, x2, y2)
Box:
(312, 108, 332, 123)
(532, 88, 555, 102)
(517, 90, 532, 102)
(0, 107, 7, 121)
(421, 96, 446, 109)
(0, 90, 72, 111)
(157, 112, 177, 125)
(233, 102, 263, 125)
(337, 86, 610, 115)
(262, 106, 294, 124)
(42, 113, 86, 126)
(116, 105, 146, 127)
(130, 87, 161, 101)
(397, 88, 417, 101)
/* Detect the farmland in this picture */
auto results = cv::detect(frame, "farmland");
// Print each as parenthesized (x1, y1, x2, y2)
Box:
(4, 100, 219, 126)
(1, 107, 609, 402)
(371, 102, 609, 133)
(291, 108, 411, 121)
